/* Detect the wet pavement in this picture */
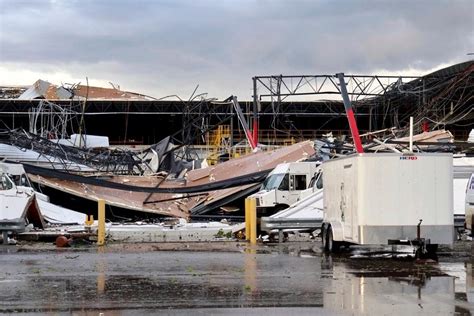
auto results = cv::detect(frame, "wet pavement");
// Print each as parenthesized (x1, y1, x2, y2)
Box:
(0, 241, 472, 315)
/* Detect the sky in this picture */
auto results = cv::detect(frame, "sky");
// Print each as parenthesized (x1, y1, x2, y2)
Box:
(0, 0, 473, 100)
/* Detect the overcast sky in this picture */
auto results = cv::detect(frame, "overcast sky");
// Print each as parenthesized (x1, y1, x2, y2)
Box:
(0, 0, 473, 99)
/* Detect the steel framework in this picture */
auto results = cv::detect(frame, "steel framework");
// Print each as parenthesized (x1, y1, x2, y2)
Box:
(250, 73, 423, 141)
(251, 62, 474, 136)
(252, 74, 419, 102)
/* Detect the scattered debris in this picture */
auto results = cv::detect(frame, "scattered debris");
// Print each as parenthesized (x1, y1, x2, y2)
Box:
(0, 64, 472, 247)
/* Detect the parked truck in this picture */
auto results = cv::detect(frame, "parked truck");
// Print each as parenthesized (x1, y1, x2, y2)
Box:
(250, 161, 321, 215)
(321, 153, 454, 254)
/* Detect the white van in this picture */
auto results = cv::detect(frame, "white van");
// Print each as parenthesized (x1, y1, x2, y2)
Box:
(465, 173, 474, 231)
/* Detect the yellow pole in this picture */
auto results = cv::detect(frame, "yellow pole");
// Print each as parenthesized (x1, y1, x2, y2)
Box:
(97, 199, 105, 246)
(249, 197, 257, 244)
(245, 198, 250, 240)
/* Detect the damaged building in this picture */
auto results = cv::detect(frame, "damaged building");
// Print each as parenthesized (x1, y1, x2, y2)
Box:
(0, 61, 472, 228)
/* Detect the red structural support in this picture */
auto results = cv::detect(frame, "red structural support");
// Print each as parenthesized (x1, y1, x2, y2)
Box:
(336, 73, 364, 153)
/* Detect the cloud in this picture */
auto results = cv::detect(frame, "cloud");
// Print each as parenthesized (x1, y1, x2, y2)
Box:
(0, 0, 472, 99)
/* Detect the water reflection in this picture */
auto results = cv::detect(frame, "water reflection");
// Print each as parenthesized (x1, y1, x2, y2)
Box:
(321, 254, 473, 315)
(0, 248, 472, 314)
(468, 262, 474, 305)
(96, 246, 106, 295)
(438, 260, 474, 313)
(244, 248, 257, 299)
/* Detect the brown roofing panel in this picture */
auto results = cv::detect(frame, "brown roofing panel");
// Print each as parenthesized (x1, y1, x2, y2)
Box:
(73, 85, 149, 100)
(28, 141, 315, 218)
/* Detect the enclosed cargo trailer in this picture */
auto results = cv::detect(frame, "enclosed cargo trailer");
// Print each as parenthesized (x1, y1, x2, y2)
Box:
(321, 153, 454, 253)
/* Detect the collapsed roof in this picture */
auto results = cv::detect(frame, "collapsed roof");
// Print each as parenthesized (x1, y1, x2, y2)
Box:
(17, 79, 155, 101)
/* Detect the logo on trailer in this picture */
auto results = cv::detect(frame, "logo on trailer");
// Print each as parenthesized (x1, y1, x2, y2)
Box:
(400, 156, 418, 160)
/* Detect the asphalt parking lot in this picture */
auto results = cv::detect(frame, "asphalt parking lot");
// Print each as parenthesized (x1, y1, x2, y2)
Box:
(0, 241, 472, 315)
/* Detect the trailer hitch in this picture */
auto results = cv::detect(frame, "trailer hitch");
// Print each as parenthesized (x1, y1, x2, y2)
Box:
(414, 219, 433, 259)
(388, 220, 436, 260)
(417, 219, 422, 240)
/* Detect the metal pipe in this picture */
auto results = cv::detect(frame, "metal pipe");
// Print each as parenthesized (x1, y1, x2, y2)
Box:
(252, 77, 259, 146)
(336, 73, 364, 153)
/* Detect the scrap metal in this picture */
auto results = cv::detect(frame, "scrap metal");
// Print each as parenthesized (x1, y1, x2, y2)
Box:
(252, 61, 473, 138)
(0, 129, 146, 174)
(26, 140, 316, 218)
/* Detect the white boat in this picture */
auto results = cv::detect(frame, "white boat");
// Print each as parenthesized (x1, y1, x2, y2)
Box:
(260, 172, 324, 235)
(0, 162, 87, 225)
(0, 144, 96, 172)
(453, 155, 474, 216)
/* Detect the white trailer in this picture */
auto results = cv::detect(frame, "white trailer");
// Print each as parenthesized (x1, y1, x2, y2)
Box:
(321, 153, 454, 253)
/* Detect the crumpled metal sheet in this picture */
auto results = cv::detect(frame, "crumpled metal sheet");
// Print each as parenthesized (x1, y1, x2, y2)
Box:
(73, 85, 151, 100)
(17, 79, 152, 100)
(18, 79, 72, 100)
(28, 141, 315, 218)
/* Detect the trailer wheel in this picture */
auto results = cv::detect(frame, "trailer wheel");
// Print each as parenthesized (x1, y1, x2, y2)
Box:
(426, 244, 438, 259)
(321, 226, 327, 251)
(327, 227, 341, 253)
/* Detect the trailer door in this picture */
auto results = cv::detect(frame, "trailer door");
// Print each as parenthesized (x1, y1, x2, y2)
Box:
(343, 163, 354, 240)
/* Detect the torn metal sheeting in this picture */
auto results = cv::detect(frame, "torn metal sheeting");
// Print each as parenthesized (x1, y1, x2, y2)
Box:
(18, 79, 72, 100)
(27, 140, 315, 218)
(186, 141, 315, 216)
(29, 173, 188, 218)
(36, 199, 87, 225)
(18, 79, 153, 101)
(72, 84, 153, 100)
(24, 164, 270, 194)
(186, 140, 314, 184)
(190, 184, 260, 216)
(0, 193, 45, 233)
(369, 130, 455, 152)
(396, 130, 454, 143)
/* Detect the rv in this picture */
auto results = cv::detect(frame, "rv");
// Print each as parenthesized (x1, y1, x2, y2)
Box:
(466, 172, 474, 232)
(250, 162, 321, 215)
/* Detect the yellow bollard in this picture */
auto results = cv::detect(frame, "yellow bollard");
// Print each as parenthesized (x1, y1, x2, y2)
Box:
(249, 198, 257, 245)
(245, 198, 250, 240)
(85, 215, 94, 226)
(97, 199, 106, 246)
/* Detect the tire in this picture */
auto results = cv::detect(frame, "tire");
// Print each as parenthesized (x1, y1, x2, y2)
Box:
(425, 244, 438, 260)
(321, 226, 327, 251)
(327, 227, 341, 253)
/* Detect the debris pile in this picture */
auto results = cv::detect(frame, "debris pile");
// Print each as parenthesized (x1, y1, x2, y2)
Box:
(0, 62, 472, 246)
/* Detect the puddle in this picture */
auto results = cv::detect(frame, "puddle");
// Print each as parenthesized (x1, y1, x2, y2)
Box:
(0, 245, 472, 314)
